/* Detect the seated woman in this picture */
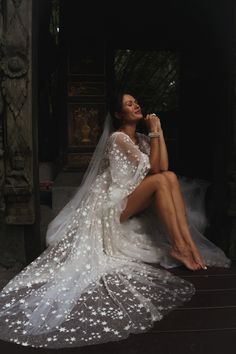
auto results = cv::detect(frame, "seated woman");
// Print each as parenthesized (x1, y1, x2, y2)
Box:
(0, 91, 231, 349)
(113, 92, 206, 271)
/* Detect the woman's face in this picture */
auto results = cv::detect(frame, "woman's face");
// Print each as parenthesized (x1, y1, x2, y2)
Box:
(118, 94, 143, 123)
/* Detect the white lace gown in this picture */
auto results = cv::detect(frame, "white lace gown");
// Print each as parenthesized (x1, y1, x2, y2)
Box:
(0, 131, 231, 348)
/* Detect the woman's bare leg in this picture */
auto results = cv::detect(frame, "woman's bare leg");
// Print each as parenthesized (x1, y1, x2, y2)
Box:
(120, 174, 200, 270)
(161, 171, 207, 269)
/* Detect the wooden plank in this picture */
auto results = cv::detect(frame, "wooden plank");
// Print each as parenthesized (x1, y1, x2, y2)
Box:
(152, 307, 236, 332)
(1, 329, 235, 354)
(181, 274, 236, 291)
(170, 263, 236, 277)
(118, 329, 236, 354)
(183, 290, 236, 308)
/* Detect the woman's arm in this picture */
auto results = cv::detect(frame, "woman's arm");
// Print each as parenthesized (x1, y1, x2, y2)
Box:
(108, 132, 151, 196)
(149, 133, 161, 174)
(144, 114, 169, 174)
(159, 128, 169, 171)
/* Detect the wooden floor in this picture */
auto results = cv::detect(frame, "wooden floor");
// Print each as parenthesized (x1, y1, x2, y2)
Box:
(0, 263, 235, 354)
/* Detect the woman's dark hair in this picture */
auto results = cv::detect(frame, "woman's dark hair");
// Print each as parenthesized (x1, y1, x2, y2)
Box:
(109, 88, 136, 129)
(109, 90, 126, 115)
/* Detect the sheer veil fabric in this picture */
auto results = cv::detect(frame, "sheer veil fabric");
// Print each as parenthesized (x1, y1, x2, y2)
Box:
(0, 113, 231, 348)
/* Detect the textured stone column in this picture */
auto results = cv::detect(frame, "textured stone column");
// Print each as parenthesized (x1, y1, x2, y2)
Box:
(0, 0, 35, 224)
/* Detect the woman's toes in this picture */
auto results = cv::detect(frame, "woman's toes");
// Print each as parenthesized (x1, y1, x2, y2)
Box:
(170, 247, 200, 271)
(187, 246, 206, 270)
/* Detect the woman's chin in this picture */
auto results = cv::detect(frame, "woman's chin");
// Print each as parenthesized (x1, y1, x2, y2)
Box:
(136, 113, 143, 120)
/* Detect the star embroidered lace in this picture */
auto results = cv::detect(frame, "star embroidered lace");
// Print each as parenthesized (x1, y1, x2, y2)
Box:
(0, 131, 230, 348)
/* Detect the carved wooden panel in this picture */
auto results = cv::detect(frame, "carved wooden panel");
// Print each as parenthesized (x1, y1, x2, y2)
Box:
(67, 153, 94, 171)
(0, 0, 35, 224)
(68, 103, 105, 149)
(65, 45, 106, 171)
(68, 82, 105, 97)
(0, 1, 5, 220)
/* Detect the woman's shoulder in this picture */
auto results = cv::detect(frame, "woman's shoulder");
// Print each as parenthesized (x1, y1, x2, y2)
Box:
(110, 131, 126, 136)
(109, 131, 130, 141)
(110, 131, 148, 137)
(109, 131, 122, 141)
(107, 131, 126, 146)
(109, 131, 150, 145)
(110, 131, 121, 136)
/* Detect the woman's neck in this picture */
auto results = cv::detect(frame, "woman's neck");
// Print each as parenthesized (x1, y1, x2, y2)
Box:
(118, 124, 137, 139)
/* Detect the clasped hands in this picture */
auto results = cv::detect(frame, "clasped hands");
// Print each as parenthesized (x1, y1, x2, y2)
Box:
(144, 113, 161, 133)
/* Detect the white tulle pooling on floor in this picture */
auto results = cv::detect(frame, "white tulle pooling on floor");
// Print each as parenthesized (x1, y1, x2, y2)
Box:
(0, 131, 230, 348)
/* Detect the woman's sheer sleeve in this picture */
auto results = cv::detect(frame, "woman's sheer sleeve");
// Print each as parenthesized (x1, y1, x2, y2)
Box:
(107, 132, 150, 204)
(138, 132, 151, 155)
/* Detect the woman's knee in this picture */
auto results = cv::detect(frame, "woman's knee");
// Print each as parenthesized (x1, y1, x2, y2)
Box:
(150, 173, 169, 189)
(161, 170, 178, 185)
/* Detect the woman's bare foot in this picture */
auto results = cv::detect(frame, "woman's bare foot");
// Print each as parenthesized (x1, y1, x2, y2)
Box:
(185, 241, 207, 270)
(170, 245, 201, 271)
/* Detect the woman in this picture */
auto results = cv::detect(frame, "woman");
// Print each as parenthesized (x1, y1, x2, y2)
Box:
(113, 92, 206, 271)
(0, 91, 230, 349)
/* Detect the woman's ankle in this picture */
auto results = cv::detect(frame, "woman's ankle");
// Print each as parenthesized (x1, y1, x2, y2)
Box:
(171, 241, 188, 254)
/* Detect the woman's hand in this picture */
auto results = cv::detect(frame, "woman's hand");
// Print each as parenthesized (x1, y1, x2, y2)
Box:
(144, 113, 161, 132)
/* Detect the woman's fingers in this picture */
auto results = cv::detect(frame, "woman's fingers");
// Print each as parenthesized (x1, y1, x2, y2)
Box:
(144, 113, 161, 131)
(144, 114, 162, 132)
(145, 113, 160, 121)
